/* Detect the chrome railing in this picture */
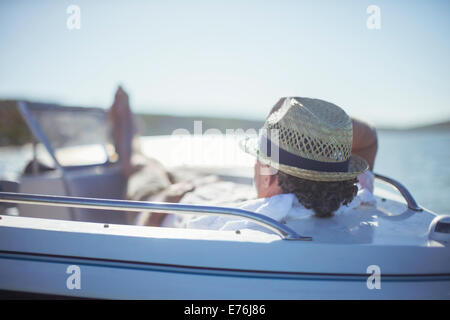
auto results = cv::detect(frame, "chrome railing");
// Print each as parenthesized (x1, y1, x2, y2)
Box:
(0, 174, 421, 239)
(0, 192, 312, 241)
(374, 173, 422, 212)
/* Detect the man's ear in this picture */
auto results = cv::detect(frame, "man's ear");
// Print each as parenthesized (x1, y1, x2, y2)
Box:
(268, 173, 278, 187)
(262, 175, 270, 188)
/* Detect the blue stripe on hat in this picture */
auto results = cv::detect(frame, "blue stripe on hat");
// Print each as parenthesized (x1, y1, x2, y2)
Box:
(260, 137, 350, 173)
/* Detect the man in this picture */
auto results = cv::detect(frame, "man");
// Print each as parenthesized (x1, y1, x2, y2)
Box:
(247, 96, 377, 218)
(186, 96, 376, 232)
(109, 87, 378, 229)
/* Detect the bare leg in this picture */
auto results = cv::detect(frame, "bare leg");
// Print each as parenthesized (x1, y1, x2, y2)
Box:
(108, 86, 200, 226)
(108, 86, 139, 178)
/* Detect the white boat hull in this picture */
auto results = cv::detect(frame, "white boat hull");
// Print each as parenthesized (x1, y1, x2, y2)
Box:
(0, 214, 449, 299)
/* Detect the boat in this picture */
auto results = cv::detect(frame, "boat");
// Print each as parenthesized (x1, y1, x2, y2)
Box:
(0, 102, 449, 299)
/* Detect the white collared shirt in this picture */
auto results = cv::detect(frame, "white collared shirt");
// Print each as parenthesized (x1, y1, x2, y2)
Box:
(162, 171, 376, 235)
(186, 188, 375, 233)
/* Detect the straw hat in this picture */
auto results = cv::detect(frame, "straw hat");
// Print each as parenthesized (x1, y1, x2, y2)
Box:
(240, 97, 368, 181)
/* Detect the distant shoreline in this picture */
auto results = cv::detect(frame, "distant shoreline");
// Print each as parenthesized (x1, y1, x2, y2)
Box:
(377, 121, 450, 132)
(1, 99, 449, 146)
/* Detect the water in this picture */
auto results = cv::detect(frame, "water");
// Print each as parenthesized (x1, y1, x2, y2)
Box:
(1, 131, 449, 214)
(375, 130, 450, 214)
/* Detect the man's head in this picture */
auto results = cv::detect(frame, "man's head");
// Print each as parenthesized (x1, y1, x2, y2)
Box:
(275, 170, 358, 218)
(244, 97, 368, 217)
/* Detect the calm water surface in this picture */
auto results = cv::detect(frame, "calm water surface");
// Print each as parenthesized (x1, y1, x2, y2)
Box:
(375, 130, 450, 214)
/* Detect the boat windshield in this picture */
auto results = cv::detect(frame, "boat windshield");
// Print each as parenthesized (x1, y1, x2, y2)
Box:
(19, 103, 116, 167)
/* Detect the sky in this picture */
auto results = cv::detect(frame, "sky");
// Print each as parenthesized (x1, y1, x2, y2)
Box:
(0, 0, 449, 128)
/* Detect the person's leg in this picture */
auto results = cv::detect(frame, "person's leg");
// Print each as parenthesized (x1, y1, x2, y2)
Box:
(108, 86, 141, 178)
(108, 86, 205, 226)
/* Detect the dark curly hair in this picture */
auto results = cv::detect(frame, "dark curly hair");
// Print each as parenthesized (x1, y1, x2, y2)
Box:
(277, 171, 358, 218)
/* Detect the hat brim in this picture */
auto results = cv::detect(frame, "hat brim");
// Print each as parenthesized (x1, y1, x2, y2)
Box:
(239, 136, 369, 182)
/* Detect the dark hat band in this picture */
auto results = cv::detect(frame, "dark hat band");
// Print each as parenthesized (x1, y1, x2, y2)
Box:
(259, 136, 350, 173)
